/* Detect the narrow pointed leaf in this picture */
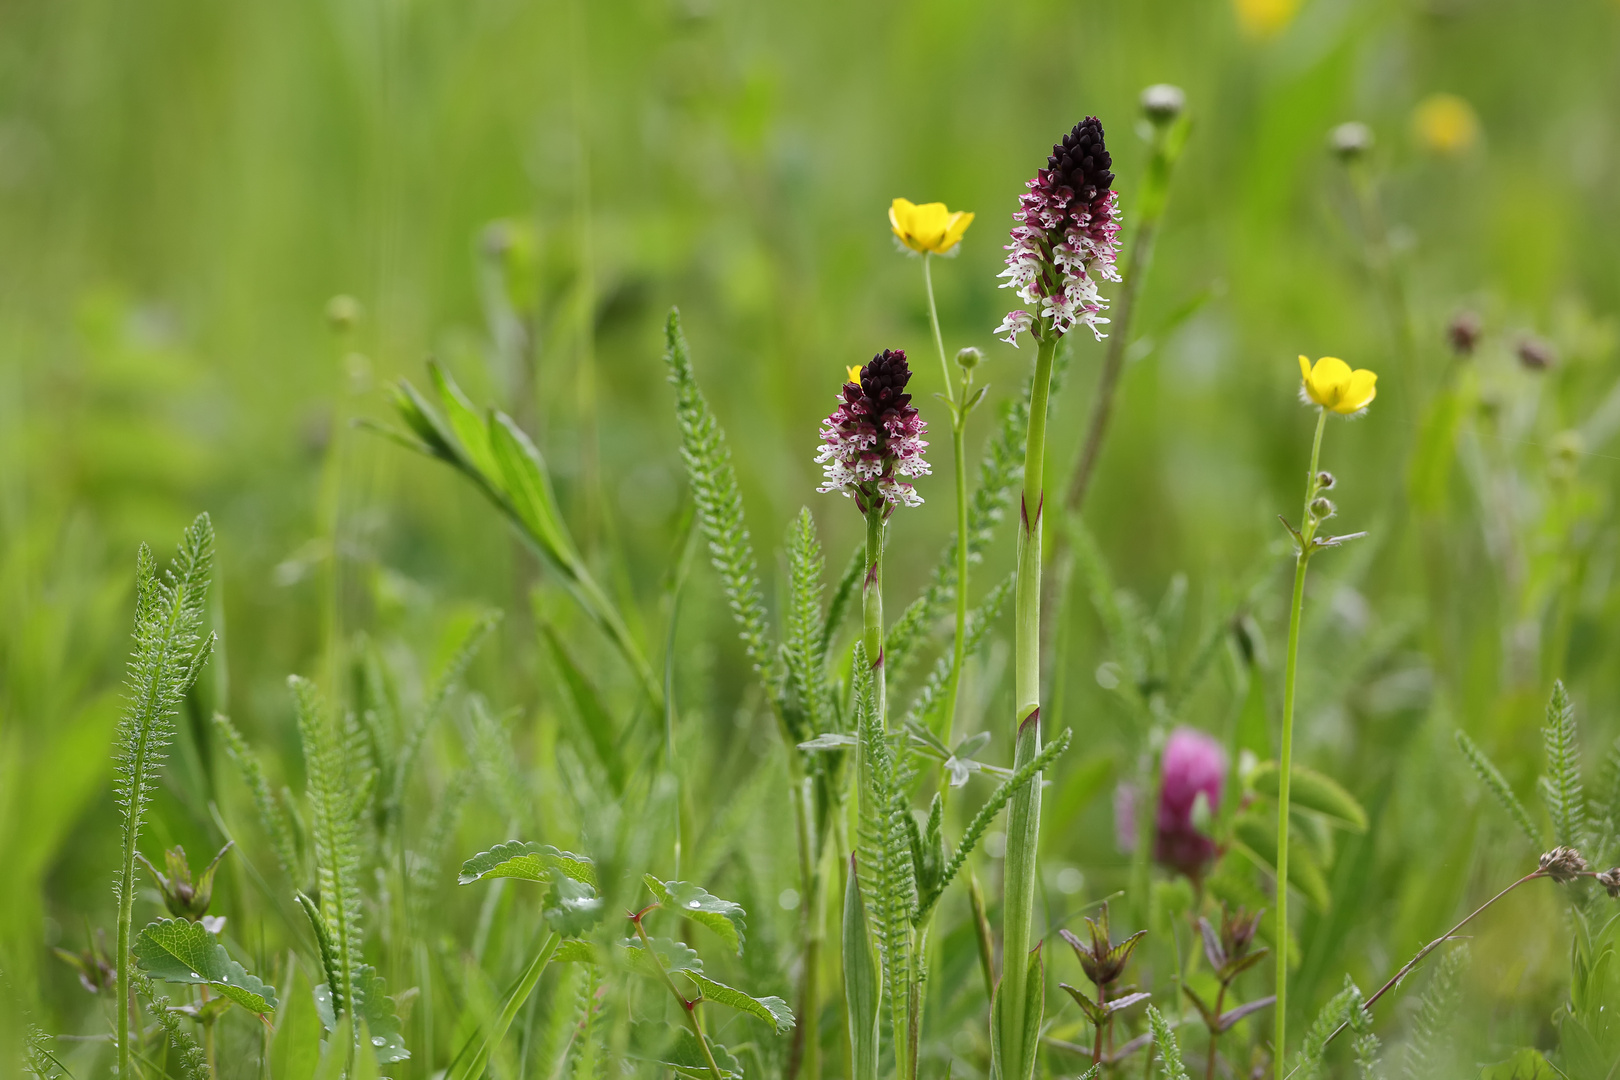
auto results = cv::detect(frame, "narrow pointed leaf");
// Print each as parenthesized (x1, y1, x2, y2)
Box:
(1248, 761, 1368, 832)
(1216, 994, 1276, 1033)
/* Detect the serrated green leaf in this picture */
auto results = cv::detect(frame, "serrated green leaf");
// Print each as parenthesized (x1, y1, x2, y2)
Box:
(630, 1021, 743, 1079)
(646, 877, 747, 954)
(545, 876, 605, 937)
(623, 936, 703, 976)
(457, 841, 597, 887)
(312, 965, 408, 1062)
(687, 972, 796, 1034)
(1232, 812, 1332, 911)
(1248, 761, 1368, 831)
(554, 939, 597, 964)
(1479, 1048, 1558, 1080)
(134, 918, 278, 1014)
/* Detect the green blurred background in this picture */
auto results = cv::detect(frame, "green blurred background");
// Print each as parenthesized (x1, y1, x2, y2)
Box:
(4, 0, 1620, 1067)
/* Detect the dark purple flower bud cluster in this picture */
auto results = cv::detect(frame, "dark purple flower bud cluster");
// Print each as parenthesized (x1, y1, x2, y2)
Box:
(815, 349, 930, 514)
(996, 117, 1122, 346)
(1154, 727, 1226, 880)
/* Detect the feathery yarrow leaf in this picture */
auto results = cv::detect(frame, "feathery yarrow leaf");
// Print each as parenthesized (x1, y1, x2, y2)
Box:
(292, 675, 369, 1024)
(1398, 944, 1467, 1080)
(904, 574, 1013, 728)
(115, 514, 216, 902)
(214, 712, 302, 882)
(783, 509, 830, 744)
(919, 728, 1072, 917)
(1455, 730, 1542, 847)
(1147, 1006, 1189, 1080)
(663, 310, 775, 688)
(133, 973, 211, 1080)
(1540, 680, 1587, 849)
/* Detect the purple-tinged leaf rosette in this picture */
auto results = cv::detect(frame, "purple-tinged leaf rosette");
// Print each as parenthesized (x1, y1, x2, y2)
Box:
(996, 116, 1122, 346)
(815, 349, 930, 516)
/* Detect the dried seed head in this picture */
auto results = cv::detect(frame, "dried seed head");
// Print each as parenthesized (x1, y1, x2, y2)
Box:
(1447, 311, 1482, 356)
(1329, 121, 1374, 161)
(1140, 84, 1187, 125)
(1598, 867, 1620, 899)
(1539, 846, 1588, 884)
(1516, 336, 1556, 372)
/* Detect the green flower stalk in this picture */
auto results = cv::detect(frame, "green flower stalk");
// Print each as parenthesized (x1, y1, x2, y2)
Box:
(817, 348, 930, 1080)
(991, 116, 1121, 1080)
(888, 195, 983, 743)
(1273, 355, 1377, 1071)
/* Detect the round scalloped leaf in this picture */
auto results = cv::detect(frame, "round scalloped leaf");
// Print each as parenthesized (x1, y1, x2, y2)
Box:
(645, 877, 747, 953)
(544, 876, 606, 937)
(134, 918, 278, 1014)
(458, 841, 598, 886)
(622, 936, 703, 977)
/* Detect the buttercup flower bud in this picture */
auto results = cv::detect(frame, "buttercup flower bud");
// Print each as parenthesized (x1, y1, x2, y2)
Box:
(1539, 846, 1588, 884)
(1516, 336, 1556, 372)
(955, 346, 983, 372)
(995, 116, 1122, 346)
(1447, 311, 1482, 356)
(326, 294, 363, 331)
(1316, 471, 1336, 490)
(1140, 84, 1186, 125)
(1310, 497, 1336, 520)
(1329, 121, 1374, 161)
(816, 350, 931, 514)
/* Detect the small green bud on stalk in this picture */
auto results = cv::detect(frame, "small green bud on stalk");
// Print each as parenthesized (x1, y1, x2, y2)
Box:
(1140, 83, 1186, 125)
(1329, 121, 1374, 162)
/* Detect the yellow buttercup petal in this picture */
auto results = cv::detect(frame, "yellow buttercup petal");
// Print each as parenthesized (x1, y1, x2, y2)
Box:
(1298, 355, 1378, 414)
(1337, 369, 1378, 414)
(889, 198, 974, 255)
(846, 365, 864, 385)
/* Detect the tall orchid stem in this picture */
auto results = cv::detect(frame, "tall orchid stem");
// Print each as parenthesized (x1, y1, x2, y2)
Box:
(922, 254, 971, 746)
(996, 332, 1058, 1080)
(863, 507, 887, 731)
(1274, 406, 1328, 1073)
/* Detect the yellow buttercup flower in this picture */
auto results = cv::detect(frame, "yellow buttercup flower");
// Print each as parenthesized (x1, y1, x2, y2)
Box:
(1234, 0, 1301, 38)
(1412, 93, 1479, 156)
(889, 198, 974, 256)
(846, 365, 864, 385)
(1298, 355, 1377, 415)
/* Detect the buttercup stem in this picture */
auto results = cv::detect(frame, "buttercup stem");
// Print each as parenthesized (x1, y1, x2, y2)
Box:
(995, 332, 1057, 1080)
(922, 254, 972, 745)
(1274, 406, 1327, 1073)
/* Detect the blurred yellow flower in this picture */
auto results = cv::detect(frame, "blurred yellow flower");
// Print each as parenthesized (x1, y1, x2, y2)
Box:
(1234, 0, 1301, 38)
(1412, 93, 1479, 155)
(889, 198, 974, 256)
(1299, 355, 1377, 415)
(846, 364, 863, 384)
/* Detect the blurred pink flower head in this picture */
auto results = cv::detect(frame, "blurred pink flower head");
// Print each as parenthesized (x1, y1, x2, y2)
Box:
(1154, 727, 1226, 879)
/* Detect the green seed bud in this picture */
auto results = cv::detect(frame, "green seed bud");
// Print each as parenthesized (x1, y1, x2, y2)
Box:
(955, 346, 983, 371)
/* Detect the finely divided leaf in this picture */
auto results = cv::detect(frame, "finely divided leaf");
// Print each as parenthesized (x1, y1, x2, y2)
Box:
(134, 918, 277, 1014)
(663, 310, 775, 688)
(1540, 680, 1587, 849)
(1147, 1005, 1189, 1080)
(645, 877, 746, 954)
(1456, 730, 1543, 847)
